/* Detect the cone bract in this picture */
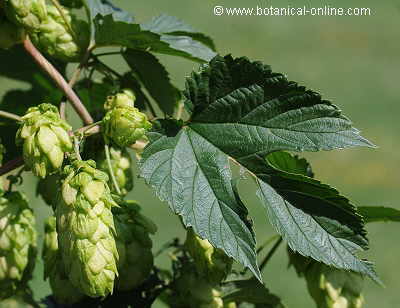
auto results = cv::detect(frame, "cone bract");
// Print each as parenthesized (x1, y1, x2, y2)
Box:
(185, 228, 232, 284)
(103, 90, 152, 147)
(3, 0, 47, 30)
(16, 103, 73, 179)
(42, 216, 84, 304)
(55, 159, 119, 298)
(0, 192, 36, 299)
(113, 200, 156, 291)
(29, 5, 89, 62)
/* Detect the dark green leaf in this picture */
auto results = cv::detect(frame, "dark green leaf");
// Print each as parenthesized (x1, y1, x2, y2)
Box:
(123, 49, 181, 115)
(139, 121, 261, 281)
(358, 206, 400, 223)
(222, 278, 285, 307)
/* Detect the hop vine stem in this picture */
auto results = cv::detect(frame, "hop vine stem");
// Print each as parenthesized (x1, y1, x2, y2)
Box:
(23, 36, 94, 125)
(0, 110, 22, 122)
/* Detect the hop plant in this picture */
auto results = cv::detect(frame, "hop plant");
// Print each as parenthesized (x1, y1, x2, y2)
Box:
(0, 139, 5, 195)
(42, 216, 84, 304)
(168, 264, 224, 308)
(83, 136, 134, 196)
(0, 15, 24, 49)
(3, 0, 47, 31)
(29, 5, 90, 62)
(0, 192, 37, 299)
(36, 174, 61, 206)
(113, 200, 156, 291)
(59, 0, 83, 9)
(55, 159, 119, 298)
(102, 89, 152, 147)
(185, 228, 232, 284)
(16, 103, 73, 179)
(0, 289, 36, 308)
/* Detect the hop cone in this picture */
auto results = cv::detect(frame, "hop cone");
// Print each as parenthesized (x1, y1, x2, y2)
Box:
(0, 15, 24, 49)
(42, 216, 84, 304)
(36, 174, 61, 206)
(185, 228, 232, 284)
(0, 192, 37, 299)
(288, 249, 364, 308)
(55, 159, 119, 297)
(169, 264, 224, 308)
(113, 200, 156, 291)
(3, 0, 47, 31)
(16, 103, 73, 179)
(29, 5, 90, 62)
(83, 136, 133, 196)
(103, 89, 152, 147)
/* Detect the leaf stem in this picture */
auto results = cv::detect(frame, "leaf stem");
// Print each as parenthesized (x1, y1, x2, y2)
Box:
(0, 110, 22, 122)
(23, 37, 94, 125)
(259, 237, 283, 272)
(104, 143, 121, 195)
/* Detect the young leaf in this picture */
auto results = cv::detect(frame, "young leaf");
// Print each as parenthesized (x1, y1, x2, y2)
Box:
(139, 120, 261, 281)
(358, 206, 400, 223)
(123, 49, 181, 115)
(86, 0, 216, 62)
(222, 278, 286, 307)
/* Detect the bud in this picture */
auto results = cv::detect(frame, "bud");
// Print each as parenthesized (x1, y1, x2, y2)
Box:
(305, 262, 364, 308)
(0, 16, 24, 49)
(83, 136, 133, 196)
(185, 228, 232, 284)
(36, 174, 61, 206)
(103, 90, 152, 147)
(3, 0, 47, 31)
(0, 192, 37, 299)
(16, 103, 73, 179)
(169, 264, 224, 308)
(29, 5, 90, 62)
(42, 216, 84, 304)
(55, 159, 119, 298)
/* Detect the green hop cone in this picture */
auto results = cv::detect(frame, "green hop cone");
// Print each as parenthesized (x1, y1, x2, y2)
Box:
(169, 264, 224, 308)
(42, 216, 84, 304)
(3, 0, 47, 30)
(36, 174, 61, 206)
(103, 89, 152, 147)
(16, 103, 73, 179)
(83, 136, 134, 196)
(0, 15, 25, 49)
(288, 248, 364, 308)
(185, 228, 232, 284)
(0, 192, 37, 299)
(55, 159, 119, 298)
(113, 200, 156, 291)
(29, 5, 89, 62)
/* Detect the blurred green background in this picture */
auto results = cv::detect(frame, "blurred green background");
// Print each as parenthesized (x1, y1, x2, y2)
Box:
(1, 0, 399, 307)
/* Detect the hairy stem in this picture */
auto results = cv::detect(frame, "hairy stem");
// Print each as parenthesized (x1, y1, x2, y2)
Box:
(104, 143, 122, 195)
(0, 110, 22, 122)
(23, 37, 94, 125)
(0, 157, 24, 177)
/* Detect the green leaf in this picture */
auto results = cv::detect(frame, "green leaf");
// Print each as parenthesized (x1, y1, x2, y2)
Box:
(140, 120, 261, 281)
(123, 49, 181, 115)
(222, 278, 285, 307)
(142, 14, 216, 50)
(86, 0, 215, 62)
(358, 206, 400, 223)
(266, 151, 313, 177)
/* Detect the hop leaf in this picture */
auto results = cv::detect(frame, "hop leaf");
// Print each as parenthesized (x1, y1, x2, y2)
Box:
(83, 136, 134, 196)
(3, 0, 47, 30)
(55, 159, 119, 298)
(113, 200, 156, 291)
(29, 5, 90, 62)
(42, 216, 84, 305)
(16, 103, 73, 179)
(0, 15, 24, 49)
(0, 192, 37, 299)
(103, 89, 152, 147)
(185, 228, 232, 284)
(59, 0, 82, 9)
